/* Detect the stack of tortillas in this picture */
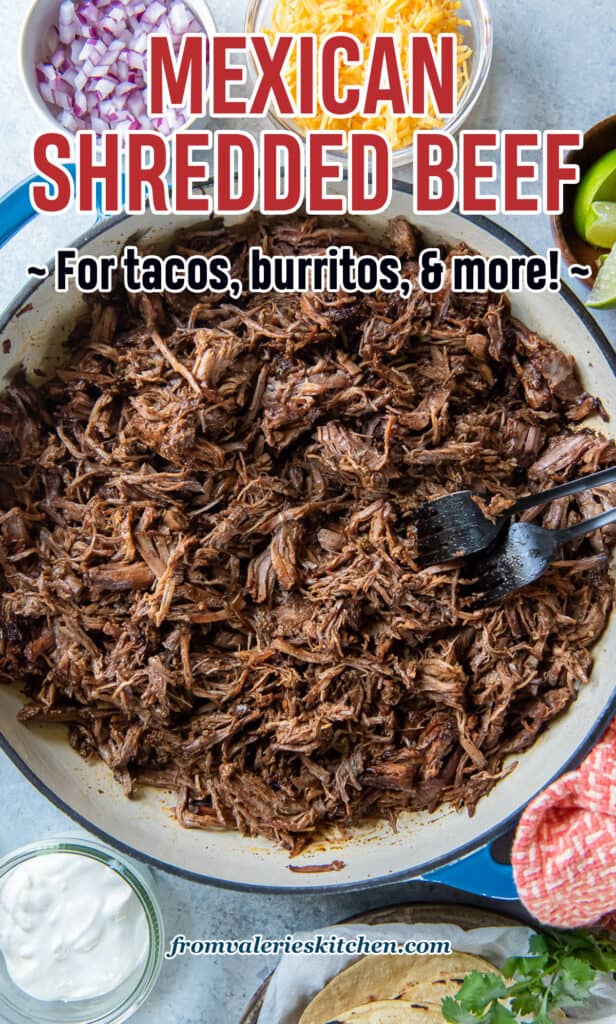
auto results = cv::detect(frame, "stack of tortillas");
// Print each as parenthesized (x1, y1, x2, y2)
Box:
(298, 951, 501, 1024)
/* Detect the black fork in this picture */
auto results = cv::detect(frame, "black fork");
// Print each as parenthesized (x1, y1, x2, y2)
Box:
(462, 507, 616, 608)
(412, 466, 616, 568)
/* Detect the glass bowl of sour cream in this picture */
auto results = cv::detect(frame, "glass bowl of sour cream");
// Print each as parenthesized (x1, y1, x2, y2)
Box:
(0, 835, 164, 1024)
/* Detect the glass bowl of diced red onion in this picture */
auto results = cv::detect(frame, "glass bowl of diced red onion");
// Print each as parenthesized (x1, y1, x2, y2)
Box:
(20, 0, 215, 135)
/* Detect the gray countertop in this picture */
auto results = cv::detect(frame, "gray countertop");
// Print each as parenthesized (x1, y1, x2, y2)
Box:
(0, 0, 615, 1021)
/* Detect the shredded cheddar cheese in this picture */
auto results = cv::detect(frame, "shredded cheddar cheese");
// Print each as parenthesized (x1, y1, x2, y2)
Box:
(267, 0, 472, 150)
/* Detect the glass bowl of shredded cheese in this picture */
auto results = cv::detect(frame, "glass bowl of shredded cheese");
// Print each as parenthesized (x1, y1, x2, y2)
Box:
(245, 0, 493, 166)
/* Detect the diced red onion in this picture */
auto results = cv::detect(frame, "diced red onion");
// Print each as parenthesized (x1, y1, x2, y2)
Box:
(142, 1, 166, 25)
(73, 90, 87, 116)
(89, 63, 114, 78)
(35, 0, 207, 135)
(78, 39, 95, 61)
(51, 47, 69, 71)
(82, 5, 100, 25)
(100, 99, 117, 118)
(169, 2, 191, 35)
(38, 62, 55, 82)
(116, 80, 138, 98)
(59, 110, 78, 130)
(58, 0, 77, 44)
(95, 77, 116, 99)
(55, 77, 72, 94)
(127, 90, 146, 115)
(126, 50, 146, 71)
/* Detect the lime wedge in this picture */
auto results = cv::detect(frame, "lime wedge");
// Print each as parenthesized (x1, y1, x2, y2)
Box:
(587, 243, 616, 309)
(584, 201, 616, 248)
(573, 149, 616, 240)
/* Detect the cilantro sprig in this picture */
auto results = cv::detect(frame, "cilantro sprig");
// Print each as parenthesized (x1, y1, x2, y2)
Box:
(442, 930, 616, 1024)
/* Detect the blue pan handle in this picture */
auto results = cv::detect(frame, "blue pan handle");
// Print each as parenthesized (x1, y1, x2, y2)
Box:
(423, 841, 517, 900)
(0, 175, 44, 249)
(0, 166, 100, 249)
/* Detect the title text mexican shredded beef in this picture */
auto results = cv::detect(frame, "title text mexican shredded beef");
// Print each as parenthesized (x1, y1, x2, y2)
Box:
(1, 216, 615, 852)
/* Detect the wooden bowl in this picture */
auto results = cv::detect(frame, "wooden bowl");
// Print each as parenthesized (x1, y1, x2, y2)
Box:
(551, 113, 616, 286)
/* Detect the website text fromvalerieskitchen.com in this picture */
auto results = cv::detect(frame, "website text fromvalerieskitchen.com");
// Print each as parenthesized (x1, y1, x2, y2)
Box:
(165, 934, 453, 959)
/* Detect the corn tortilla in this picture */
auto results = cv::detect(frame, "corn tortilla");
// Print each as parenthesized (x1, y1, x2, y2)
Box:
(300, 952, 500, 1024)
(325, 1003, 447, 1023)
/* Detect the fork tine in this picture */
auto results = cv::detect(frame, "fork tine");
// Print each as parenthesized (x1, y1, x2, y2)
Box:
(413, 520, 438, 536)
(463, 563, 524, 606)
(463, 566, 509, 591)
(411, 506, 439, 525)
(412, 493, 467, 519)
(417, 516, 477, 536)
(413, 491, 502, 567)
(416, 526, 462, 543)
(461, 575, 495, 594)
(417, 549, 462, 568)
(461, 569, 508, 597)
(462, 551, 503, 580)
(415, 536, 457, 555)
(418, 534, 467, 551)
(417, 530, 493, 566)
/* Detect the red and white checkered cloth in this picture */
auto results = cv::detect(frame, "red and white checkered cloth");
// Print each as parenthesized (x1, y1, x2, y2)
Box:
(512, 719, 616, 929)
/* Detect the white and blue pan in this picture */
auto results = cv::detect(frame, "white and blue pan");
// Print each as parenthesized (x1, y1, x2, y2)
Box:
(0, 177, 614, 896)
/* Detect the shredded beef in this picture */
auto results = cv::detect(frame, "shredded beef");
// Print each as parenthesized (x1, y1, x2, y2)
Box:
(0, 215, 614, 852)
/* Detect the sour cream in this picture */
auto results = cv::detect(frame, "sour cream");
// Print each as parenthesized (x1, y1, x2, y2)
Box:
(0, 852, 149, 1002)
